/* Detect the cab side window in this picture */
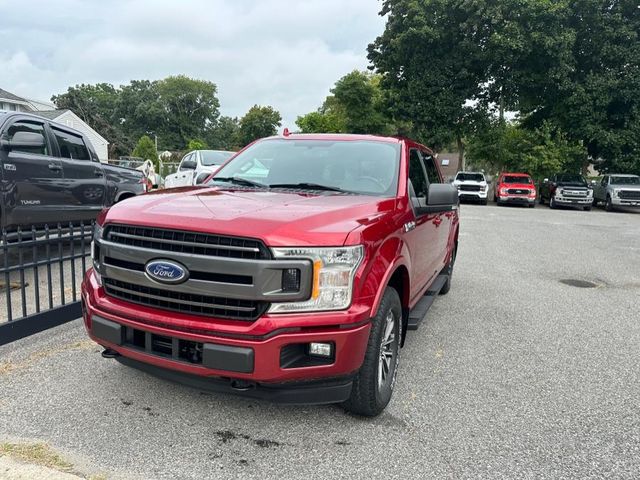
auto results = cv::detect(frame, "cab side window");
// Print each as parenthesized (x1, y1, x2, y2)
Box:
(6, 121, 49, 156)
(52, 128, 90, 160)
(422, 153, 442, 184)
(408, 149, 428, 209)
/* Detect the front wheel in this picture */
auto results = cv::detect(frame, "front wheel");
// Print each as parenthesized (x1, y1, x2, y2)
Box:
(605, 196, 613, 212)
(549, 197, 557, 209)
(343, 288, 401, 417)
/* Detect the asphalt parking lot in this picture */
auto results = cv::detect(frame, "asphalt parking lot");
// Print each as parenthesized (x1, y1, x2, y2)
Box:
(1, 204, 639, 479)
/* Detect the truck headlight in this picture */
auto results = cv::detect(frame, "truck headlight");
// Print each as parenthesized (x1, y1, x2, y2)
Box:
(269, 246, 364, 313)
(91, 223, 103, 285)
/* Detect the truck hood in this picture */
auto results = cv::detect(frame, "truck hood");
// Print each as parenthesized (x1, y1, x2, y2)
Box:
(102, 187, 395, 247)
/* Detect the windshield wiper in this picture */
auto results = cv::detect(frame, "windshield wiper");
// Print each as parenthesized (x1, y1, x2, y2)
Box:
(211, 176, 268, 188)
(268, 182, 348, 193)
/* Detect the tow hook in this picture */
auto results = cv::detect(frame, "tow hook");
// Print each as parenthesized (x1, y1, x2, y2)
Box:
(101, 348, 120, 359)
(230, 380, 254, 391)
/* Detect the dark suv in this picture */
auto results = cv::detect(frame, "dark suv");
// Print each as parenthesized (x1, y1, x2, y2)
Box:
(0, 111, 146, 231)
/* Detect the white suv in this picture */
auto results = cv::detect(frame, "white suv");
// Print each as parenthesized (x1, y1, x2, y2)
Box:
(453, 171, 489, 205)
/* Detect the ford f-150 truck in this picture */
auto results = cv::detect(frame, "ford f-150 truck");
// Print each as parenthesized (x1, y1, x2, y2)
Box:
(452, 171, 489, 204)
(82, 133, 460, 416)
(0, 111, 146, 231)
(494, 173, 536, 207)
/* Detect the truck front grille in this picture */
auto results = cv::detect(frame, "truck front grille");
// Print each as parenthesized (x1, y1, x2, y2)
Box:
(507, 188, 530, 195)
(104, 225, 271, 260)
(562, 189, 588, 197)
(459, 185, 481, 192)
(103, 278, 268, 321)
(619, 190, 640, 200)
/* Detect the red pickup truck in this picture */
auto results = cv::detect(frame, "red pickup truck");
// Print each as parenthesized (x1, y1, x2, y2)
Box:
(82, 134, 460, 416)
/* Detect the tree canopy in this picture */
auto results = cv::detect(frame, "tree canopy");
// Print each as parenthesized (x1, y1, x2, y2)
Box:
(237, 105, 282, 146)
(53, 76, 220, 157)
(368, 0, 640, 174)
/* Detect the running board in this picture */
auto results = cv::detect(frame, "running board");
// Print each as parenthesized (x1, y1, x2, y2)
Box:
(407, 274, 448, 331)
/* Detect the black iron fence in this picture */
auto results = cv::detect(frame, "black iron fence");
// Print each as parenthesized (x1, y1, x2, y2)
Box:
(0, 222, 93, 346)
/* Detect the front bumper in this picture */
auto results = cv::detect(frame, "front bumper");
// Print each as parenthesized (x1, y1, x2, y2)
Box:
(457, 191, 488, 201)
(612, 198, 640, 207)
(497, 195, 535, 205)
(553, 195, 593, 206)
(81, 269, 371, 403)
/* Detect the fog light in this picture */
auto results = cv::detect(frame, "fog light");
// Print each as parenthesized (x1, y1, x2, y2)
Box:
(309, 342, 333, 357)
(281, 268, 301, 292)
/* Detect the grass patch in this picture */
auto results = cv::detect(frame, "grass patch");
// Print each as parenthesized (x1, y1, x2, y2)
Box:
(0, 442, 74, 473)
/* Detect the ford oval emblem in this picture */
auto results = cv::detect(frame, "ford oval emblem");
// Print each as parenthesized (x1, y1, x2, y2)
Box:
(145, 259, 189, 285)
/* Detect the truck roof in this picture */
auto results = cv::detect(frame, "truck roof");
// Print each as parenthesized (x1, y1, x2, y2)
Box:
(263, 133, 404, 144)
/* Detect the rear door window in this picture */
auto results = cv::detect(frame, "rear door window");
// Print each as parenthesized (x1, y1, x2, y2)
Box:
(52, 128, 90, 160)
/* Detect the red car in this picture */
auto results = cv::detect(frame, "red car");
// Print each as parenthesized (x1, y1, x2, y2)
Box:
(82, 134, 460, 416)
(494, 172, 537, 208)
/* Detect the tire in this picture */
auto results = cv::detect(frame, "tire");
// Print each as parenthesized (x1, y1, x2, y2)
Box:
(343, 288, 401, 417)
(583, 206, 592, 211)
(481, 198, 488, 206)
(605, 196, 613, 212)
(549, 197, 557, 209)
(539, 195, 545, 205)
(528, 203, 535, 208)
(496, 196, 502, 206)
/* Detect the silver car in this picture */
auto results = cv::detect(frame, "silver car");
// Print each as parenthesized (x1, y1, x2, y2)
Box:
(593, 174, 640, 211)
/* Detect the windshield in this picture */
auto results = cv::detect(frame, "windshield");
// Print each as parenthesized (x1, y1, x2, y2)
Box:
(456, 173, 484, 182)
(503, 175, 532, 184)
(556, 174, 587, 185)
(210, 139, 401, 197)
(201, 150, 234, 166)
(610, 176, 640, 185)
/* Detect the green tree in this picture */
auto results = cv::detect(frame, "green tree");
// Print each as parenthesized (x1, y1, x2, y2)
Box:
(187, 139, 207, 151)
(132, 135, 159, 169)
(468, 122, 586, 180)
(52, 83, 130, 157)
(205, 116, 241, 151)
(238, 105, 282, 146)
(53, 76, 222, 154)
(296, 71, 393, 135)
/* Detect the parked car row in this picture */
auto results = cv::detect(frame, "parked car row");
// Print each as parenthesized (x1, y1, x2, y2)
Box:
(453, 168, 640, 213)
(164, 149, 235, 188)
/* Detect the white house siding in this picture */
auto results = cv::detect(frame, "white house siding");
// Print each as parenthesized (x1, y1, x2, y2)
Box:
(53, 110, 109, 162)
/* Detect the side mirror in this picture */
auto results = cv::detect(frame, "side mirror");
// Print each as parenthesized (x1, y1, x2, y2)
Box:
(416, 184, 458, 215)
(590, 180, 597, 186)
(543, 178, 549, 183)
(3, 132, 45, 150)
(448, 177, 455, 183)
(181, 160, 197, 170)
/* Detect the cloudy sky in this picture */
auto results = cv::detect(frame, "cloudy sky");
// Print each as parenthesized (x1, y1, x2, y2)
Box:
(0, 0, 386, 128)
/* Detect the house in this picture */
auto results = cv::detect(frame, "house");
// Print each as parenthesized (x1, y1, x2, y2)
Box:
(0, 87, 109, 161)
(436, 152, 461, 181)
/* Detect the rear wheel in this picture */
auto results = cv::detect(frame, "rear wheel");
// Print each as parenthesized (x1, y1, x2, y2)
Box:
(343, 288, 401, 417)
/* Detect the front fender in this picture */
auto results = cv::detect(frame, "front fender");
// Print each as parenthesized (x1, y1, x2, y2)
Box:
(358, 236, 411, 319)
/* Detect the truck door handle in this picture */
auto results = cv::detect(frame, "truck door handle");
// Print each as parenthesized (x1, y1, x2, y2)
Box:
(433, 216, 442, 226)
(94, 168, 104, 177)
(48, 163, 62, 172)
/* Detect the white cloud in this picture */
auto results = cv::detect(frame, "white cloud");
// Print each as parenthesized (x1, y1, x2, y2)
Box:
(0, 0, 385, 127)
